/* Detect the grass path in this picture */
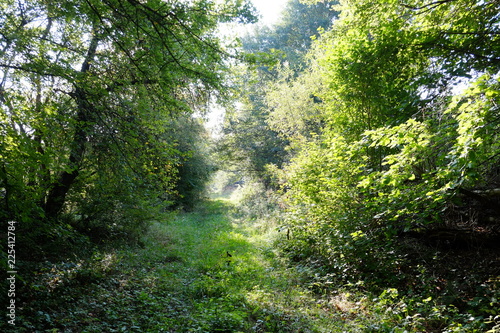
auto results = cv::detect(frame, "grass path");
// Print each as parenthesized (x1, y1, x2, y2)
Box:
(12, 199, 499, 332)
(15, 199, 346, 332)
(133, 199, 337, 332)
(16, 199, 401, 332)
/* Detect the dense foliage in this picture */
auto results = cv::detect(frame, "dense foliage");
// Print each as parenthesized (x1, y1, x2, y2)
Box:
(2, 0, 500, 331)
(221, 0, 500, 330)
(279, 0, 500, 271)
(216, 0, 338, 189)
(0, 0, 255, 252)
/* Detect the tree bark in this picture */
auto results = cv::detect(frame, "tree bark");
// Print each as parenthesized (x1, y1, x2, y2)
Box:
(472, 188, 500, 197)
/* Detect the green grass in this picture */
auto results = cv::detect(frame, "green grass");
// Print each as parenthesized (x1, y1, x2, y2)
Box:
(10, 199, 499, 332)
(12, 200, 324, 332)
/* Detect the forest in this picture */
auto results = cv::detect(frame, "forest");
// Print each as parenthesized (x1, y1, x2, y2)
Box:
(1, 0, 499, 331)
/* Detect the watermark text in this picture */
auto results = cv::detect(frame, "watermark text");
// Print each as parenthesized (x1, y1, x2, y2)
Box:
(6, 220, 17, 326)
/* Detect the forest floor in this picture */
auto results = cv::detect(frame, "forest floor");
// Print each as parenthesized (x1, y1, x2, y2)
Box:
(8, 199, 500, 332)
(12, 200, 343, 332)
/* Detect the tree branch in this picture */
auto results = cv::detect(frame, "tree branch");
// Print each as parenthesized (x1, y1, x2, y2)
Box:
(400, 0, 456, 14)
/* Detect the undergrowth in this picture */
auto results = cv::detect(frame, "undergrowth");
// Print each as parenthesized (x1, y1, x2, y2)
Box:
(4, 199, 499, 332)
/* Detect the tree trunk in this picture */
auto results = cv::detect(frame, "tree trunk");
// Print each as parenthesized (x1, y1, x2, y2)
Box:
(43, 34, 100, 218)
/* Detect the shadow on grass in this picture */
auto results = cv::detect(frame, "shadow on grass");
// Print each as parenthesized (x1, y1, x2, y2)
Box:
(9, 199, 339, 333)
(156, 199, 329, 332)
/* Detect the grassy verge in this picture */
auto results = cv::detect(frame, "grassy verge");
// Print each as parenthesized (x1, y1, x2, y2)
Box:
(8, 199, 499, 332)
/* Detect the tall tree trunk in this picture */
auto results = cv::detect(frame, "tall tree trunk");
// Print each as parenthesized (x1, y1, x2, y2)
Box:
(44, 34, 100, 218)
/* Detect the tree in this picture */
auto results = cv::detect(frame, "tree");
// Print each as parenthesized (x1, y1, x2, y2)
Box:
(241, 0, 338, 70)
(0, 0, 256, 249)
(217, 0, 338, 189)
(266, 63, 326, 145)
(277, 0, 500, 286)
(172, 115, 216, 210)
(216, 63, 289, 188)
